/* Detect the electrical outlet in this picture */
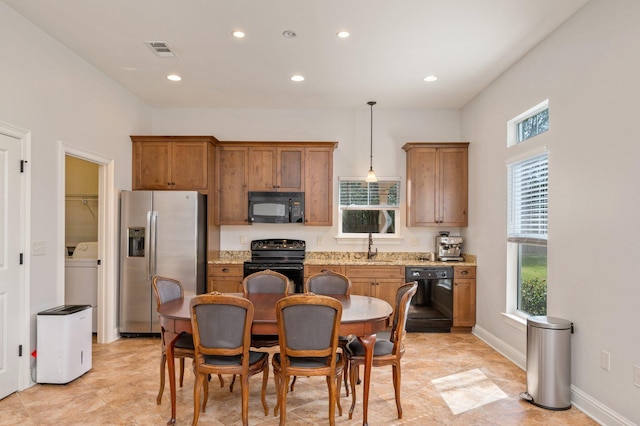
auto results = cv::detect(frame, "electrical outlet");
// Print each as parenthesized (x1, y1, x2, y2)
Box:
(601, 350, 611, 371)
(634, 365, 640, 388)
(411, 238, 419, 246)
(240, 234, 247, 245)
(317, 236, 323, 246)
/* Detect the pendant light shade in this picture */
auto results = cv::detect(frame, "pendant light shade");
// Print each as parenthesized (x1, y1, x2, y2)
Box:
(365, 101, 377, 183)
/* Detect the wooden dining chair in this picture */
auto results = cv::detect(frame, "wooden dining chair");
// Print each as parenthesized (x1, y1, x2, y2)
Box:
(297, 270, 352, 395)
(242, 269, 291, 296)
(345, 281, 418, 420)
(189, 292, 269, 426)
(151, 276, 224, 405)
(272, 294, 344, 426)
(242, 269, 290, 348)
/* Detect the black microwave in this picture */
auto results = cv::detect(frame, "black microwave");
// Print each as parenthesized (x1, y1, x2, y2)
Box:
(248, 191, 305, 224)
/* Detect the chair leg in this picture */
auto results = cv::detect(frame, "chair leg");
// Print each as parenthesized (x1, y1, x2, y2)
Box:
(157, 352, 166, 405)
(229, 374, 237, 392)
(202, 372, 209, 413)
(279, 375, 289, 426)
(392, 362, 402, 419)
(335, 373, 343, 416)
(192, 372, 205, 426)
(327, 374, 336, 426)
(289, 375, 297, 391)
(241, 375, 250, 426)
(179, 358, 185, 387)
(260, 363, 269, 416)
(343, 361, 349, 397)
(348, 363, 358, 419)
(273, 369, 281, 417)
(218, 374, 224, 388)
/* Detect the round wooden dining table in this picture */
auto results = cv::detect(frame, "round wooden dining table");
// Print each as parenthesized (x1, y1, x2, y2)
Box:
(157, 292, 392, 426)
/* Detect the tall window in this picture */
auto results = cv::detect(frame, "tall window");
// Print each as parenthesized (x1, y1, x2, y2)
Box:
(508, 153, 548, 316)
(507, 99, 549, 317)
(339, 178, 400, 237)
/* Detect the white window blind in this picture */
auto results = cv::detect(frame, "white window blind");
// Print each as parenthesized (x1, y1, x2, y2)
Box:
(339, 179, 400, 207)
(508, 153, 548, 243)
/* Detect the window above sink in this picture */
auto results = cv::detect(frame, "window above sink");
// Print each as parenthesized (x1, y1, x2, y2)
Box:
(338, 177, 400, 238)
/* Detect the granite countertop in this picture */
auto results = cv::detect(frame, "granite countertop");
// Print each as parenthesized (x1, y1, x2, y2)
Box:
(209, 251, 476, 267)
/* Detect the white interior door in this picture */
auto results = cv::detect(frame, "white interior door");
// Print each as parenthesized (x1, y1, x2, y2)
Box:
(0, 132, 22, 399)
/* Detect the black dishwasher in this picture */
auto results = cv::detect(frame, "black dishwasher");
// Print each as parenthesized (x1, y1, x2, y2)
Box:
(405, 266, 454, 332)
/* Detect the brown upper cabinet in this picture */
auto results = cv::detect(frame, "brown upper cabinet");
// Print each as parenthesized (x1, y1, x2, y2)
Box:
(214, 141, 337, 226)
(132, 136, 217, 191)
(248, 146, 304, 192)
(215, 145, 249, 225)
(403, 142, 469, 227)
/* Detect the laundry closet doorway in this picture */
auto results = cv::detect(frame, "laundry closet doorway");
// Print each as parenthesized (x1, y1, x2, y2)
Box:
(65, 155, 99, 333)
(61, 144, 117, 344)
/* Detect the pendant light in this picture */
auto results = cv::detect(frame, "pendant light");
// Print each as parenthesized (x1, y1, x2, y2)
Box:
(365, 101, 377, 183)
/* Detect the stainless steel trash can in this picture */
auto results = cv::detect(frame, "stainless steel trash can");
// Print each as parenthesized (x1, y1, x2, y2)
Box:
(520, 316, 573, 410)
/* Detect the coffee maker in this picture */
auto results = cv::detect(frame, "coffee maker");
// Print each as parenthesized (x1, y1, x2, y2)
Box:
(436, 231, 464, 261)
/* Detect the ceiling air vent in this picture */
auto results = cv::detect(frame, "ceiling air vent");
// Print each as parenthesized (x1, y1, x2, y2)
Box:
(145, 41, 176, 58)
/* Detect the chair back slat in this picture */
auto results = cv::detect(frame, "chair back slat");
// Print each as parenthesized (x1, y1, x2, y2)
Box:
(243, 269, 290, 296)
(305, 271, 351, 295)
(190, 293, 253, 359)
(390, 282, 418, 352)
(152, 276, 184, 308)
(276, 294, 342, 362)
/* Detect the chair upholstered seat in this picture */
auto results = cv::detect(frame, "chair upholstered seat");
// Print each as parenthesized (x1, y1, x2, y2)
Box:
(203, 351, 267, 366)
(174, 333, 195, 350)
(346, 339, 395, 357)
(273, 353, 343, 368)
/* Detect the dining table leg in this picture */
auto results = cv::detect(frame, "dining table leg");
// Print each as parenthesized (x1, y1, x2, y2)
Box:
(165, 331, 179, 425)
(357, 333, 376, 426)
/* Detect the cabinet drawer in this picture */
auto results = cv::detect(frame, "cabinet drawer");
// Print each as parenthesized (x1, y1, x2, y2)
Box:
(346, 265, 404, 279)
(208, 264, 243, 277)
(454, 266, 476, 279)
(305, 265, 346, 277)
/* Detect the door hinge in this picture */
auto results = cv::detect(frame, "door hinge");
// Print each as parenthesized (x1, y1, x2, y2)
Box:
(20, 160, 28, 173)
(19, 345, 23, 357)
(20, 253, 24, 264)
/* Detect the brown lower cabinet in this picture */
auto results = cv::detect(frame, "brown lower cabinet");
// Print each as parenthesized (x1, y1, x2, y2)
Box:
(207, 264, 243, 293)
(452, 266, 476, 330)
(306, 263, 477, 330)
(346, 265, 405, 324)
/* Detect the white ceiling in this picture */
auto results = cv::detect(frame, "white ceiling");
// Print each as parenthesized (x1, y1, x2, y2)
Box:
(4, 0, 589, 109)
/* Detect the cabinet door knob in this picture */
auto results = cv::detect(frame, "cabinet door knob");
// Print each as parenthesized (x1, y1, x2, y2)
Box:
(222, 268, 229, 273)
(461, 270, 468, 275)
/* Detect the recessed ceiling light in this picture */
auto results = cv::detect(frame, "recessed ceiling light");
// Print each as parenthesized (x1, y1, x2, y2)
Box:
(232, 31, 245, 38)
(290, 75, 304, 82)
(336, 31, 350, 38)
(166, 74, 182, 82)
(424, 75, 438, 82)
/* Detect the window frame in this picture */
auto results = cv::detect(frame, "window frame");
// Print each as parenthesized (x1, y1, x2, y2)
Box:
(337, 176, 401, 239)
(505, 101, 550, 322)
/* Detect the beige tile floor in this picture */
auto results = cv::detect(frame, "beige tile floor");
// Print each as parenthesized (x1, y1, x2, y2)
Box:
(1, 332, 597, 425)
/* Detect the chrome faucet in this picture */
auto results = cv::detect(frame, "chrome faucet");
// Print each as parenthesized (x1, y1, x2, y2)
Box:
(367, 232, 378, 259)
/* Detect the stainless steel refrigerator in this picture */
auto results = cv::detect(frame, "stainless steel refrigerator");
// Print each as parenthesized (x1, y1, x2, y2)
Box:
(119, 190, 206, 335)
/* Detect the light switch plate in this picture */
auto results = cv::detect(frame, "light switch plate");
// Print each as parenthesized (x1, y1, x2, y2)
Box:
(32, 241, 46, 256)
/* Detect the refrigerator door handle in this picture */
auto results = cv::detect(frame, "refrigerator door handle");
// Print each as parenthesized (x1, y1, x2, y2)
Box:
(148, 211, 158, 280)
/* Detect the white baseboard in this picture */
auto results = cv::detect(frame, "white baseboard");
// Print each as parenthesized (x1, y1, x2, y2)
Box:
(471, 325, 635, 426)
